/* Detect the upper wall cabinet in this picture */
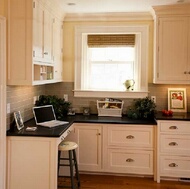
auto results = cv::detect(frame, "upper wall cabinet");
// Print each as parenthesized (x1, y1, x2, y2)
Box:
(152, 4, 190, 84)
(7, 0, 64, 85)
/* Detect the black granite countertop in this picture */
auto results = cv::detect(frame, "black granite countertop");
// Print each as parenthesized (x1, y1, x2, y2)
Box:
(7, 112, 190, 137)
(7, 114, 157, 137)
(6, 119, 74, 137)
(155, 111, 190, 121)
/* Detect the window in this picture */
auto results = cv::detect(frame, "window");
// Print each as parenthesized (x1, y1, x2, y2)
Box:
(74, 25, 149, 98)
(88, 46, 134, 91)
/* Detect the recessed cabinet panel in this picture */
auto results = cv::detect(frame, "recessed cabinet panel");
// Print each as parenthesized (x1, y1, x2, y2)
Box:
(43, 9, 53, 63)
(160, 156, 190, 177)
(107, 125, 153, 148)
(33, 0, 43, 61)
(107, 149, 153, 174)
(53, 19, 63, 81)
(160, 135, 190, 155)
(153, 4, 190, 84)
(157, 17, 188, 82)
(75, 125, 102, 171)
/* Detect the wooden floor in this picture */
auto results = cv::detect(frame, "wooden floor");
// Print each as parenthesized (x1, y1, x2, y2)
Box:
(58, 174, 190, 189)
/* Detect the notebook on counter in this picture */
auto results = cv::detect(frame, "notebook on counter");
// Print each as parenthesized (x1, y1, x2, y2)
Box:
(33, 105, 68, 128)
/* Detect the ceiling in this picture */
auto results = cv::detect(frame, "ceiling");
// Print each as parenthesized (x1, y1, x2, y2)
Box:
(57, 0, 190, 14)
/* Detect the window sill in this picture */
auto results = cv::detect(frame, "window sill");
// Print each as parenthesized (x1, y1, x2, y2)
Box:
(73, 90, 149, 98)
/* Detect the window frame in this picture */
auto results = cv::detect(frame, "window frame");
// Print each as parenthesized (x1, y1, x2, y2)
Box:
(74, 25, 149, 98)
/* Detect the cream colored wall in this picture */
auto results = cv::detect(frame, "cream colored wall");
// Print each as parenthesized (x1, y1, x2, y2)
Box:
(63, 20, 154, 83)
(0, 0, 5, 16)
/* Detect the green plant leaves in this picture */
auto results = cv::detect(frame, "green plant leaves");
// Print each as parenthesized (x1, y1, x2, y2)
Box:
(127, 97, 156, 119)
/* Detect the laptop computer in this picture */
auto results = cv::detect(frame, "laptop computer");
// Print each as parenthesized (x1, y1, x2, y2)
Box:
(33, 105, 69, 128)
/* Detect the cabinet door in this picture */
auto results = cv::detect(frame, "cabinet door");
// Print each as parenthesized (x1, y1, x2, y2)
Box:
(53, 18, 63, 81)
(43, 9, 53, 63)
(155, 17, 189, 83)
(33, 0, 43, 61)
(74, 124, 102, 171)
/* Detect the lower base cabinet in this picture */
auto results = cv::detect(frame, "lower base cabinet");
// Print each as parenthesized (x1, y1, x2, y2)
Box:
(67, 123, 155, 177)
(73, 123, 102, 171)
(157, 120, 190, 183)
(7, 136, 60, 189)
(106, 149, 153, 174)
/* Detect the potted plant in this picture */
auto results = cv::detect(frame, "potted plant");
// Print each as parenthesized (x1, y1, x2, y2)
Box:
(35, 95, 71, 120)
(127, 97, 156, 119)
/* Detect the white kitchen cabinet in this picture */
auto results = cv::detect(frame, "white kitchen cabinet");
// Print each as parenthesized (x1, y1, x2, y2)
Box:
(69, 123, 102, 172)
(156, 120, 190, 183)
(6, 125, 74, 189)
(33, 0, 44, 62)
(33, 0, 53, 63)
(67, 123, 155, 177)
(7, 137, 58, 189)
(53, 18, 63, 81)
(7, 0, 64, 85)
(104, 124, 155, 176)
(152, 4, 190, 84)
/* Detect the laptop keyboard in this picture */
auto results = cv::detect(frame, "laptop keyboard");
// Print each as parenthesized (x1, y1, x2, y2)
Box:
(39, 120, 69, 127)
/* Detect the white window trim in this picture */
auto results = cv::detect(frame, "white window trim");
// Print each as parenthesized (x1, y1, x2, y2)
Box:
(74, 25, 149, 98)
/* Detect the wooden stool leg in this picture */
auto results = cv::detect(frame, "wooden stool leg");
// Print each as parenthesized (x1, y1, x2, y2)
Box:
(73, 149, 80, 187)
(69, 150, 75, 189)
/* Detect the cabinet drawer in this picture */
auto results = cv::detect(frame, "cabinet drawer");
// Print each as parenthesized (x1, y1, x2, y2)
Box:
(107, 149, 153, 174)
(107, 125, 153, 148)
(160, 155, 190, 178)
(160, 135, 190, 155)
(160, 121, 190, 133)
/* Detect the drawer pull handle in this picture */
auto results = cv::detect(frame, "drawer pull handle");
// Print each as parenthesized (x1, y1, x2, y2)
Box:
(169, 163, 178, 167)
(169, 126, 178, 130)
(169, 142, 178, 146)
(126, 158, 134, 162)
(126, 135, 134, 139)
(44, 52, 48, 55)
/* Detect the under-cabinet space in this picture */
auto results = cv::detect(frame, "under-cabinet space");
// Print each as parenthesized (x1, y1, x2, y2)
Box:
(34, 65, 54, 81)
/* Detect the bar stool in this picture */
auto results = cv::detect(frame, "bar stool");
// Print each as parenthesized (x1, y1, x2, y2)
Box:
(58, 141, 80, 189)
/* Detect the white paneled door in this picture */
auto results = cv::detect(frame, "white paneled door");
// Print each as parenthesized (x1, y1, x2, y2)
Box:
(0, 16, 6, 189)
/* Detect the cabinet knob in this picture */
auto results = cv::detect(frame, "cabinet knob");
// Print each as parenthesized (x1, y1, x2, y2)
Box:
(188, 72, 190, 74)
(169, 142, 178, 146)
(97, 133, 101, 136)
(44, 52, 48, 55)
(169, 126, 178, 130)
(184, 71, 187, 74)
(126, 135, 134, 139)
(126, 158, 134, 162)
(169, 163, 178, 167)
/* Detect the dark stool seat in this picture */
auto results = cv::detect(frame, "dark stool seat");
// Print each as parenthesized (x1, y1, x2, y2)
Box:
(58, 141, 80, 189)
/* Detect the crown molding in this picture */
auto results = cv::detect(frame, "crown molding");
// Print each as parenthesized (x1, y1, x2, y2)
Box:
(152, 3, 190, 17)
(64, 12, 153, 22)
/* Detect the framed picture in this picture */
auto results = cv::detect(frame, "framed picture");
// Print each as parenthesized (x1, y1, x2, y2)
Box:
(14, 111, 24, 130)
(168, 88, 187, 112)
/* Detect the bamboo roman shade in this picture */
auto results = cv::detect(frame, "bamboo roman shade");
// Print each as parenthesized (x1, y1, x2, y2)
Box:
(87, 34, 135, 47)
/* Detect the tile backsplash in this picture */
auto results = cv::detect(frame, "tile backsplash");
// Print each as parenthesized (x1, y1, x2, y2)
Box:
(6, 82, 190, 129)
(6, 85, 45, 129)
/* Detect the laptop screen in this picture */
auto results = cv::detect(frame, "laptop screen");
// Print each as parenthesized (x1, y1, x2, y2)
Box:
(33, 105, 56, 124)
